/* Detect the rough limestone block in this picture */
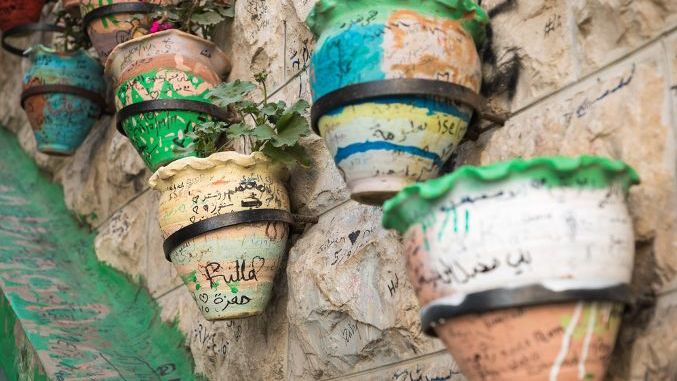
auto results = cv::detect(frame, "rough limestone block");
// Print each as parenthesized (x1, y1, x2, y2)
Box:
(94, 191, 150, 278)
(607, 291, 677, 380)
(287, 135, 350, 215)
(572, 0, 677, 74)
(287, 201, 445, 380)
(95, 190, 181, 296)
(336, 351, 466, 381)
(157, 269, 290, 381)
(55, 119, 150, 227)
(480, 0, 578, 110)
(144, 191, 183, 297)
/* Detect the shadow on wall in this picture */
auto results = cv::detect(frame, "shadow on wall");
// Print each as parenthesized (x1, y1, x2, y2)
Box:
(478, 0, 521, 101)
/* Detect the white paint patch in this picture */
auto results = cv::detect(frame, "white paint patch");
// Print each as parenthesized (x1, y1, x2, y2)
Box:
(550, 301, 584, 381)
(578, 302, 598, 379)
(409, 179, 635, 300)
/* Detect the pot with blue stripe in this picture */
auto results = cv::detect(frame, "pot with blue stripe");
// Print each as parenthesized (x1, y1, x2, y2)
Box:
(306, 0, 488, 205)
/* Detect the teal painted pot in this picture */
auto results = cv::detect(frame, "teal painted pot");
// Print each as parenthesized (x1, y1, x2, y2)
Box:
(22, 46, 105, 156)
(307, 0, 488, 205)
(105, 29, 231, 171)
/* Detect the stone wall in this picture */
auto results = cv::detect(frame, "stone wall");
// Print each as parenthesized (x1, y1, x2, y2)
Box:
(0, 1, 676, 380)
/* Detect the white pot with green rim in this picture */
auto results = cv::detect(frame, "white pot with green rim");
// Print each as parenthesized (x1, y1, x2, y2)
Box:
(149, 152, 291, 320)
(382, 156, 640, 381)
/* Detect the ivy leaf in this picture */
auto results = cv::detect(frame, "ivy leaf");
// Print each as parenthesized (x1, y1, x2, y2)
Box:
(221, 7, 235, 18)
(225, 123, 252, 139)
(262, 144, 312, 168)
(238, 100, 260, 115)
(261, 102, 285, 116)
(287, 99, 310, 115)
(208, 80, 255, 107)
(271, 113, 309, 147)
(252, 124, 275, 140)
(191, 10, 226, 26)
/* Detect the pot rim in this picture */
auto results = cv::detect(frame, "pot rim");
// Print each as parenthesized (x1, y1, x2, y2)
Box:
(148, 151, 288, 189)
(103, 28, 231, 78)
(305, 0, 489, 45)
(382, 155, 640, 234)
(25, 44, 97, 60)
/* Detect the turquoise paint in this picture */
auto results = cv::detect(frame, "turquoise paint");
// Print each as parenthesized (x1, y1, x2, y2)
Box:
(0, 127, 202, 380)
(310, 23, 385, 99)
(23, 46, 105, 155)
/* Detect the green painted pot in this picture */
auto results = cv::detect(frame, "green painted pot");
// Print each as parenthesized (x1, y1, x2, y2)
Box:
(105, 29, 230, 171)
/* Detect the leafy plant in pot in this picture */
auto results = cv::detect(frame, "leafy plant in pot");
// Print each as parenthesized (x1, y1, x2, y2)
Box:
(382, 156, 640, 381)
(105, 0, 234, 171)
(21, 9, 106, 156)
(306, 0, 491, 205)
(149, 74, 312, 320)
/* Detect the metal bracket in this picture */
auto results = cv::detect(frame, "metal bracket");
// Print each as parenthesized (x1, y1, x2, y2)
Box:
(21, 84, 106, 112)
(1, 23, 65, 57)
(420, 284, 632, 336)
(163, 209, 295, 261)
(115, 99, 231, 136)
(82, 2, 160, 31)
(310, 78, 510, 136)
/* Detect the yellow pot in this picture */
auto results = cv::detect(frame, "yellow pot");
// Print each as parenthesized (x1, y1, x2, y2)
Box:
(149, 152, 291, 320)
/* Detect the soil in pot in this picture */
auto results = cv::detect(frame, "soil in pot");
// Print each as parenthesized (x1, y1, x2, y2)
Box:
(149, 152, 291, 320)
(22, 46, 105, 156)
(106, 29, 230, 171)
(307, 0, 488, 204)
(0, 0, 45, 32)
(382, 156, 640, 381)
(80, 0, 165, 62)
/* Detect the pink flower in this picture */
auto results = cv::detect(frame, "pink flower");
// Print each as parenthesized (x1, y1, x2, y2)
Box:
(149, 20, 174, 33)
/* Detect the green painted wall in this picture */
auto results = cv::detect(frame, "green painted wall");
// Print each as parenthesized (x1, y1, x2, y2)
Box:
(0, 127, 202, 380)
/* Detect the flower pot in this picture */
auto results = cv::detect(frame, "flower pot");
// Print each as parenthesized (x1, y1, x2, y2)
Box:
(21, 46, 105, 156)
(148, 152, 292, 320)
(80, 0, 165, 61)
(382, 156, 640, 380)
(0, 0, 45, 32)
(106, 29, 231, 171)
(306, 0, 488, 205)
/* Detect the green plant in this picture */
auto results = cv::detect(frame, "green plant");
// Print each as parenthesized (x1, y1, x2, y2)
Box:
(186, 72, 312, 168)
(151, 0, 235, 40)
(54, 9, 91, 52)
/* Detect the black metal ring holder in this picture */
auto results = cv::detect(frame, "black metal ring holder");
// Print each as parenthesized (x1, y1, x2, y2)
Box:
(20, 84, 107, 114)
(1, 23, 65, 56)
(420, 284, 632, 336)
(310, 78, 510, 143)
(115, 99, 232, 136)
(82, 2, 160, 31)
(163, 209, 296, 262)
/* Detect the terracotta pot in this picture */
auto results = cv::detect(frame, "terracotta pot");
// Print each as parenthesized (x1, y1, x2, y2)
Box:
(105, 29, 230, 171)
(80, 0, 165, 62)
(149, 152, 291, 320)
(0, 0, 44, 32)
(22, 46, 105, 156)
(306, 0, 488, 205)
(382, 156, 640, 380)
